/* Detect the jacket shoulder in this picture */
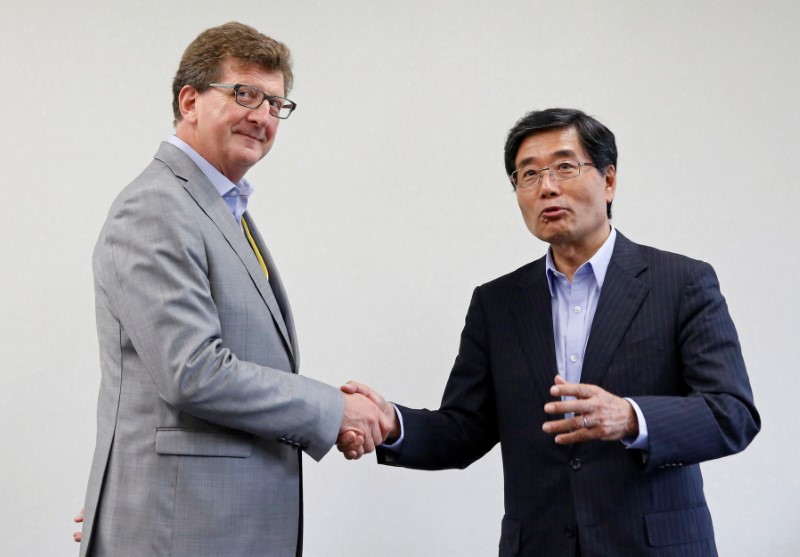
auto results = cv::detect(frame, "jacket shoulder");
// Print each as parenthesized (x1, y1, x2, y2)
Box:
(627, 240, 713, 276)
(475, 258, 545, 297)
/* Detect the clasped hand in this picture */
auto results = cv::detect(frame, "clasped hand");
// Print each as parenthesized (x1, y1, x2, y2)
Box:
(337, 381, 399, 460)
(542, 376, 638, 444)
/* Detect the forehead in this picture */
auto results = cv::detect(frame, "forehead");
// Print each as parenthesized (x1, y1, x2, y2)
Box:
(515, 127, 589, 167)
(219, 58, 285, 95)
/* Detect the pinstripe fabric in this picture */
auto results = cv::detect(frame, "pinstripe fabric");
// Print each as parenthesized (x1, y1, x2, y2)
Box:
(379, 232, 759, 557)
(80, 142, 344, 557)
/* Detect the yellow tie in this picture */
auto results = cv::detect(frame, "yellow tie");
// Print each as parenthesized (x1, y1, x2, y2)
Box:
(242, 216, 269, 280)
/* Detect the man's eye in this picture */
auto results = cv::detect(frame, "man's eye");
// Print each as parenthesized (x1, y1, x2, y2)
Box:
(556, 162, 577, 171)
(237, 88, 257, 100)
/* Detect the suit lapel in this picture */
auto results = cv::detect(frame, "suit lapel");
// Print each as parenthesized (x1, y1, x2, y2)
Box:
(580, 233, 649, 387)
(510, 259, 559, 396)
(154, 142, 296, 366)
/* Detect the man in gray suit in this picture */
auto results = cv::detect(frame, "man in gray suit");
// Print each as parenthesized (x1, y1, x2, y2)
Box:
(78, 22, 388, 557)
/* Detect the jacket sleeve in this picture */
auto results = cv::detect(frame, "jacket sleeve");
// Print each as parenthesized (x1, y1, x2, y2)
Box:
(634, 261, 760, 471)
(378, 287, 499, 469)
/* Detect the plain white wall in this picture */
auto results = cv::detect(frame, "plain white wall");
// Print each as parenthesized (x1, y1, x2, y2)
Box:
(1, 1, 797, 555)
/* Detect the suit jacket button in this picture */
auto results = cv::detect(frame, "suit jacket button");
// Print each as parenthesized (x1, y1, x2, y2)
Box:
(564, 527, 576, 538)
(570, 458, 583, 471)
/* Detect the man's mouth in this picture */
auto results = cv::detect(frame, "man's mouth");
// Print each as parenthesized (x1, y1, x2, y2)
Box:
(540, 206, 567, 219)
(236, 130, 266, 143)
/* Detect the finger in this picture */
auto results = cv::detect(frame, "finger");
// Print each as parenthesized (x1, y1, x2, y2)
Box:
(357, 416, 378, 454)
(544, 401, 570, 415)
(336, 433, 364, 454)
(344, 446, 363, 460)
(543, 400, 594, 416)
(361, 430, 376, 454)
(551, 382, 597, 399)
(553, 429, 594, 444)
(348, 382, 389, 407)
(550, 415, 612, 444)
(370, 419, 386, 451)
(336, 430, 354, 446)
(542, 415, 582, 435)
(376, 406, 393, 438)
(550, 417, 597, 444)
(74, 510, 84, 523)
(336, 430, 359, 446)
(340, 382, 358, 394)
(549, 375, 572, 396)
(74, 532, 82, 543)
(344, 380, 370, 395)
(372, 420, 385, 445)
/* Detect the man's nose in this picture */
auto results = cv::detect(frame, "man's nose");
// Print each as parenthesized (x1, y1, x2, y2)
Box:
(538, 170, 560, 196)
(248, 103, 276, 125)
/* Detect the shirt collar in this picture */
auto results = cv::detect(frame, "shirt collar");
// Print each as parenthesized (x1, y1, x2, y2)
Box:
(545, 227, 617, 296)
(167, 135, 254, 198)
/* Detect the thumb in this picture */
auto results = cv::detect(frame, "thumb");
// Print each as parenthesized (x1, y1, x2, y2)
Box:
(340, 381, 359, 394)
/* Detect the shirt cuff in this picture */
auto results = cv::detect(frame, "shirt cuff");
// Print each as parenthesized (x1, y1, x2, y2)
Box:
(621, 397, 649, 451)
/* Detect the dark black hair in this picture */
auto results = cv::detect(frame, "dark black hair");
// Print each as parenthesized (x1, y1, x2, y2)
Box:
(504, 108, 617, 217)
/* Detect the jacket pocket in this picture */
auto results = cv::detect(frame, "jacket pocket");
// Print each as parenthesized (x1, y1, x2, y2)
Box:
(644, 504, 713, 547)
(155, 428, 253, 457)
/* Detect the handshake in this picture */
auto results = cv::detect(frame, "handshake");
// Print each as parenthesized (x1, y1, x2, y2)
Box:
(336, 381, 399, 460)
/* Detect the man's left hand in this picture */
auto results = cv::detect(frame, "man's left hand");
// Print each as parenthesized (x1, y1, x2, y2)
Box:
(542, 376, 638, 444)
(73, 508, 84, 543)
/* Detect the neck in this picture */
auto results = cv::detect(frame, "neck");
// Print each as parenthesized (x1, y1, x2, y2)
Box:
(550, 226, 611, 282)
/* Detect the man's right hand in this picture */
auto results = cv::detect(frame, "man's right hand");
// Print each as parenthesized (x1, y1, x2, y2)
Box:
(337, 381, 399, 460)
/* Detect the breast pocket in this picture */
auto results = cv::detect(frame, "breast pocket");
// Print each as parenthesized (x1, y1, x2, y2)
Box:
(607, 336, 675, 393)
(612, 335, 665, 365)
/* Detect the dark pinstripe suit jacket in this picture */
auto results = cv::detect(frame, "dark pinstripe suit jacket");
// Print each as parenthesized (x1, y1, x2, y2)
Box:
(379, 232, 759, 557)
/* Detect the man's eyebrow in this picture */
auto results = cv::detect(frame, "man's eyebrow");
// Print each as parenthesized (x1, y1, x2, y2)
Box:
(516, 149, 579, 169)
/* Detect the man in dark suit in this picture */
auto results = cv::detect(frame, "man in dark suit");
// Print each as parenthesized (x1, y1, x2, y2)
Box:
(339, 108, 760, 556)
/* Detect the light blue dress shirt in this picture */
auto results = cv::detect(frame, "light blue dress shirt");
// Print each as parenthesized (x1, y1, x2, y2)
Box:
(167, 135, 253, 224)
(546, 228, 648, 449)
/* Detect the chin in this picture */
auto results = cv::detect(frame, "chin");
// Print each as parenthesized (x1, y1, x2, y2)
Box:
(235, 149, 267, 167)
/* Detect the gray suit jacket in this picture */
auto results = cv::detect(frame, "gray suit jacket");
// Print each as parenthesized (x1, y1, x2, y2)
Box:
(80, 142, 344, 557)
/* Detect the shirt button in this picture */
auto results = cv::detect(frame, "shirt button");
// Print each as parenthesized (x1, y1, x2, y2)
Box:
(570, 355, 578, 363)
(574, 306, 581, 313)
(570, 458, 583, 471)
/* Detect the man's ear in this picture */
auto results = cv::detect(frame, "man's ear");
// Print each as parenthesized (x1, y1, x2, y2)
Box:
(604, 164, 616, 204)
(178, 85, 199, 124)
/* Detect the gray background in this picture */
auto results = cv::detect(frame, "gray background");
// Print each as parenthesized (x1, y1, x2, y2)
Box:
(1, 1, 797, 555)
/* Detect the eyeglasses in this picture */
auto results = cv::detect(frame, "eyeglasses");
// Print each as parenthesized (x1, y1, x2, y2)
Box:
(208, 83, 297, 119)
(509, 159, 596, 189)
